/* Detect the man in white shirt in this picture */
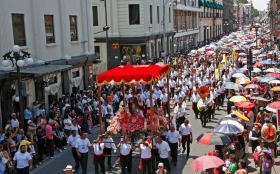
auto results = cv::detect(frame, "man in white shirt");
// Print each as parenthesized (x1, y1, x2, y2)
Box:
(75, 132, 93, 174)
(155, 137, 171, 172)
(93, 135, 105, 174)
(13, 145, 33, 173)
(166, 125, 181, 166)
(174, 102, 186, 131)
(117, 135, 134, 174)
(137, 137, 152, 174)
(191, 90, 200, 119)
(160, 90, 168, 115)
(67, 130, 81, 171)
(179, 119, 193, 158)
(11, 113, 19, 130)
(169, 78, 176, 99)
(102, 131, 117, 168)
(154, 86, 162, 107)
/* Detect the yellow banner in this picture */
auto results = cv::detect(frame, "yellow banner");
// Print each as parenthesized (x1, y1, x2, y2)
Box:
(218, 64, 223, 71)
(215, 68, 219, 79)
(173, 59, 177, 65)
(232, 50, 237, 60)
(222, 54, 228, 66)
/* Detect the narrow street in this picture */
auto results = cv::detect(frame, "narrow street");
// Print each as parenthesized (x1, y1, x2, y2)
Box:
(31, 101, 227, 174)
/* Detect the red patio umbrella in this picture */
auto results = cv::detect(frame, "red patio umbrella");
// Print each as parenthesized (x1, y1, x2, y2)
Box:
(190, 156, 225, 172)
(227, 43, 233, 47)
(245, 84, 261, 89)
(266, 101, 280, 113)
(196, 132, 231, 145)
(235, 101, 255, 108)
(265, 73, 280, 79)
(253, 62, 263, 67)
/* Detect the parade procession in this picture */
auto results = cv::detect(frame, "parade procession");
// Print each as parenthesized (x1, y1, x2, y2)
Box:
(62, 21, 280, 174)
(1, 0, 280, 174)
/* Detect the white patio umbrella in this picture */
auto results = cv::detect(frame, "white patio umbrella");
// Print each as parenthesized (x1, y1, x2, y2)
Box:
(232, 73, 245, 78)
(219, 120, 244, 132)
(264, 68, 279, 73)
(269, 80, 280, 84)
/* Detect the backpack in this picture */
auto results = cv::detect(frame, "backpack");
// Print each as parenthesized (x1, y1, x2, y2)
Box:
(265, 125, 275, 139)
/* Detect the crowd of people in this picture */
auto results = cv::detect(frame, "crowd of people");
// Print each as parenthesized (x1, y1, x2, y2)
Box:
(1, 21, 280, 174)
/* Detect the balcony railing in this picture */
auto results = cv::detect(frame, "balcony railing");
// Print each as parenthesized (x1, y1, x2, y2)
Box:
(176, 0, 197, 7)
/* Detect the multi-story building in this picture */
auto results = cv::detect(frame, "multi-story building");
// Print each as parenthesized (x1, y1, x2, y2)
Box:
(173, 0, 201, 51)
(92, 0, 174, 71)
(198, 0, 224, 44)
(0, 0, 98, 127)
(223, 0, 234, 32)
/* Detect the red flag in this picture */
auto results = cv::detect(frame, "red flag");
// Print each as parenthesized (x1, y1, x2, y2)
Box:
(138, 159, 143, 169)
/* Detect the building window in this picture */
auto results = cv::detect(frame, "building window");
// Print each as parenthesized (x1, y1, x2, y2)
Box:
(157, 6, 159, 24)
(94, 46, 100, 53)
(150, 5, 153, 24)
(69, 16, 78, 41)
(129, 4, 140, 25)
(47, 76, 58, 85)
(92, 6, 98, 26)
(72, 68, 80, 78)
(44, 15, 55, 44)
(169, 8, 171, 23)
(12, 14, 26, 46)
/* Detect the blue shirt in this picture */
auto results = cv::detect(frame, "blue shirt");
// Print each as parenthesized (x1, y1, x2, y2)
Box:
(24, 109, 32, 119)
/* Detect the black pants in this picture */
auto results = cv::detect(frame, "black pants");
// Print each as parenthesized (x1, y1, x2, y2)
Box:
(103, 148, 112, 165)
(208, 108, 213, 120)
(169, 142, 178, 162)
(153, 149, 160, 166)
(120, 154, 131, 173)
(142, 159, 152, 174)
(170, 88, 175, 98)
(193, 103, 199, 118)
(79, 152, 88, 174)
(46, 139, 54, 157)
(17, 166, 29, 174)
(182, 135, 190, 156)
(159, 158, 171, 172)
(176, 116, 185, 131)
(37, 141, 44, 161)
(72, 147, 79, 169)
(200, 111, 208, 127)
(94, 155, 105, 174)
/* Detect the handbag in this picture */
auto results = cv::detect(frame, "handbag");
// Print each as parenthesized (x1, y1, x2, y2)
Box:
(0, 152, 8, 164)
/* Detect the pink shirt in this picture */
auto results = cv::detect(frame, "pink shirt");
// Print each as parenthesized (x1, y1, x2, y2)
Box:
(46, 124, 53, 140)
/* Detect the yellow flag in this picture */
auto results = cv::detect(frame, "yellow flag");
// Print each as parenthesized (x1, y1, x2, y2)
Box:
(178, 58, 181, 63)
(218, 64, 223, 71)
(173, 59, 177, 65)
(215, 68, 219, 79)
(222, 54, 228, 66)
(232, 50, 237, 60)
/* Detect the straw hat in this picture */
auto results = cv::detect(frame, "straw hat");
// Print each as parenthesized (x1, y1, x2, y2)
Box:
(63, 165, 75, 172)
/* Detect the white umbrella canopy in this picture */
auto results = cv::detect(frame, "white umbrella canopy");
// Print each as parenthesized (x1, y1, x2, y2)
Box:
(232, 73, 246, 78)
(220, 120, 244, 132)
(269, 80, 280, 84)
(264, 68, 279, 73)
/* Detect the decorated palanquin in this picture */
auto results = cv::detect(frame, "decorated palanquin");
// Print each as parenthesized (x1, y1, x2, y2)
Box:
(107, 104, 167, 136)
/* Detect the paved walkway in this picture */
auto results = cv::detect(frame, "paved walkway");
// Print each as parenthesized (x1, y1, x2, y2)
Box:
(31, 101, 280, 174)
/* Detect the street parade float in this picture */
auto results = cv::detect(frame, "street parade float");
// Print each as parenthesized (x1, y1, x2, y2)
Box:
(96, 64, 170, 136)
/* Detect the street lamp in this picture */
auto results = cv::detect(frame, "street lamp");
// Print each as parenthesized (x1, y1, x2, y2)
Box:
(203, 24, 208, 46)
(251, 23, 261, 48)
(2, 45, 33, 129)
(224, 22, 228, 33)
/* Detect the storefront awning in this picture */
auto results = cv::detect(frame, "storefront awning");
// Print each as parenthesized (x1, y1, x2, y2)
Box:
(11, 65, 73, 78)
(213, 2, 219, 9)
(199, 0, 204, 7)
(203, 0, 209, 7)
(209, 1, 214, 8)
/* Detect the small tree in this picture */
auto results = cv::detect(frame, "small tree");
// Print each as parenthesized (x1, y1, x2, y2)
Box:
(252, 8, 259, 18)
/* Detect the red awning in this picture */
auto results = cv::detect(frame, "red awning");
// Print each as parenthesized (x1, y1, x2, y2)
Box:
(96, 64, 170, 86)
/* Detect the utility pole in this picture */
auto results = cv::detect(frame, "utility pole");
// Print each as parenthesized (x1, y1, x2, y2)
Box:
(163, 0, 166, 64)
(101, 0, 109, 69)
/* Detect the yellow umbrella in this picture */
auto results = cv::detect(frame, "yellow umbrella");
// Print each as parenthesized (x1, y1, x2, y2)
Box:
(271, 86, 280, 92)
(230, 96, 247, 102)
(232, 110, 249, 121)
(236, 79, 251, 85)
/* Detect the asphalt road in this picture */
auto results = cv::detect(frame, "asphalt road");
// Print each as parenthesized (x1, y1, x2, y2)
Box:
(31, 100, 280, 174)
